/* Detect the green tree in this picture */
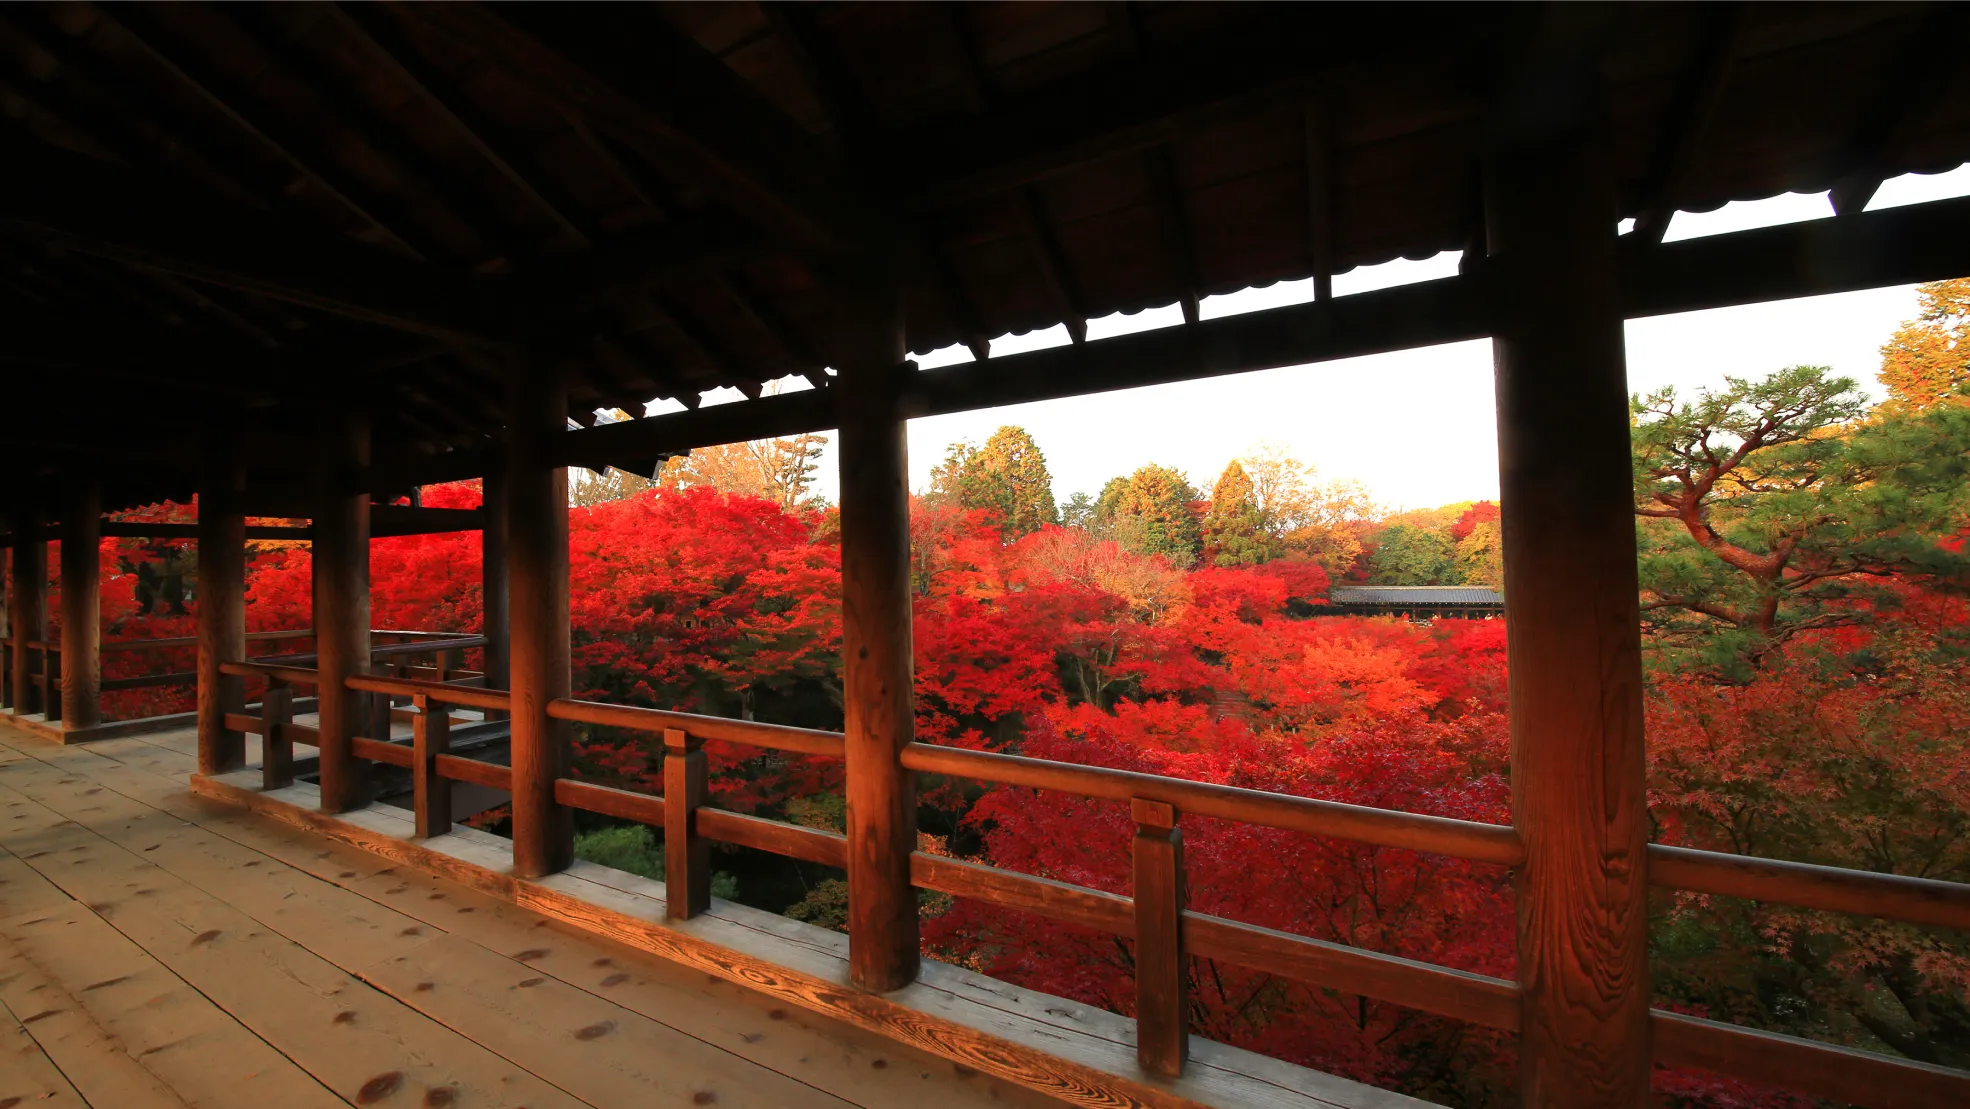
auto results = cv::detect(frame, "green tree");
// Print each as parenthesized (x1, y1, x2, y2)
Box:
(1099, 465, 1202, 565)
(1366, 524, 1456, 585)
(928, 426, 1058, 537)
(1060, 492, 1098, 532)
(1632, 364, 1970, 672)
(1202, 460, 1269, 566)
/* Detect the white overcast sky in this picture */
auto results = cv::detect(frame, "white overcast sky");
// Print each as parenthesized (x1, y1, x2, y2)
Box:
(645, 164, 1970, 512)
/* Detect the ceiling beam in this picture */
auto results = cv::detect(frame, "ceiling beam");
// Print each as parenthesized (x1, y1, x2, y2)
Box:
(329, 1, 592, 251)
(1144, 147, 1201, 324)
(1629, 3, 1752, 244)
(407, 2, 862, 252)
(1015, 186, 1088, 343)
(81, 2, 426, 258)
(524, 193, 1970, 478)
(1826, 6, 1970, 216)
(0, 140, 497, 346)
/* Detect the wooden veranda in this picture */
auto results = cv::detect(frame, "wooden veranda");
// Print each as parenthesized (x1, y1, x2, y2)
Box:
(2, 4, 1969, 1108)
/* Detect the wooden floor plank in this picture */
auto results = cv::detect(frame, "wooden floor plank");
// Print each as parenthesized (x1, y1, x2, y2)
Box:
(0, 992, 89, 1109)
(0, 928, 194, 1109)
(2, 903, 344, 1109)
(2, 728, 1067, 1109)
(351, 864, 1067, 1109)
(359, 931, 859, 1109)
(0, 781, 590, 1109)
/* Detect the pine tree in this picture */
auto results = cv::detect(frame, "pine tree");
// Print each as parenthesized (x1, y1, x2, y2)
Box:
(1202, 460, 1269, 566)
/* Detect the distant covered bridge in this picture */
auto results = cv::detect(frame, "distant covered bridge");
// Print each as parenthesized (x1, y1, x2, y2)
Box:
(1322, 586, 1505, 619)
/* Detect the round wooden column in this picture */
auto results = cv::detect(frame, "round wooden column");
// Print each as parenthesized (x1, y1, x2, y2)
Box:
(506, 360, 571, 878)
(837, 275, 920, 992)
(59, 480, 102, 731)
(315, 412, 372, 812)
(8, 519, 43, 717)
(1487, 117, 1651, 1105)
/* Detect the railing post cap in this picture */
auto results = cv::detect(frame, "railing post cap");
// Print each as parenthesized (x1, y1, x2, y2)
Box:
(1132, 798, 1177, 829)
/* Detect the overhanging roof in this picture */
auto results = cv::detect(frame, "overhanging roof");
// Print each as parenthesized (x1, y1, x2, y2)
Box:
(2, 2, 1968, 514)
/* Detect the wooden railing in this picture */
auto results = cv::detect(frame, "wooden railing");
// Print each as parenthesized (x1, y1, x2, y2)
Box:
(5, 629, 483, 728)
(209, 661, 1970, 1109)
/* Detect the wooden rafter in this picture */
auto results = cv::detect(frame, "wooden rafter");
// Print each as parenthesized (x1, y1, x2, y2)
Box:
(1144, 147, 1201, 324)
(329, 1, 592, 251)
(717, 274, 830, 389)
(80, 3, 426, 258)
(411, 2, 861, 251)
(1303, 98, 1336, 300)
(1826, 5, 1970, 216)
(0, 139, 496, 346)
(1630, 3, 1752, 243)
(1015, 186, 1087, 343)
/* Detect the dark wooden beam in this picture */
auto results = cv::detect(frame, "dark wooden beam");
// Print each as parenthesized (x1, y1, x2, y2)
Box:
(528, 192, 1970, 479)
(904, 8, 1444, 207)
(1303, 98, 1336, 301)
(1630, 4, 1752, 244)
(409, 2, 862, 251)
(328, 2, 592, 251)
(1826, 6, 1970, 216)
(1015, 187, 1088, 343)
(0, 141, 497, 346)
(1144, 147, 1201, 324)
(84, 4, 425, 258)
(370, 505, 484, 538)
(717, 274, 830, 388)
(922, 234, 992, 362)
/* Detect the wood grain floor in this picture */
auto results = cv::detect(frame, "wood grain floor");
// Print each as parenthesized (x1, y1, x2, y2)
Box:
(0, 717, 1065, 1109)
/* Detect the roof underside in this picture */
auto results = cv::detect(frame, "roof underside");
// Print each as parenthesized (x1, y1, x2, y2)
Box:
(3, 2, 1969, 513)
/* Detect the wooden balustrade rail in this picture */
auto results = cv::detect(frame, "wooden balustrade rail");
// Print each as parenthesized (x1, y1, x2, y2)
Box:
(900, 741, 1527, 868)
(547, 698, 845, 758)
(185, 669, 1970, 1108)
(1649, 843, 1970, 931)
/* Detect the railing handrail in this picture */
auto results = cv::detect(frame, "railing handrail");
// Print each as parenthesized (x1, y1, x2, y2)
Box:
(547, 698, 844, 758)
(346, 671, 510, 712)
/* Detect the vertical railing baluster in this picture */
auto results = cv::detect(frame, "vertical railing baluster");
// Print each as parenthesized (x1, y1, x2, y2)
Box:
(413, 692, 451, 838)
(262, 678, 294, 790)
(42, 645, 58, 723)
(1132, 797, 1187, 1077)
(664, 727, 709, 919)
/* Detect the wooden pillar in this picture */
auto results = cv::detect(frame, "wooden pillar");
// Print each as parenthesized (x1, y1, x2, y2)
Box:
(59, 481, 101, 730)
(412, 693, 451, 838)
(837, 271, 920, 992)
(197, 449, 247, 773)
(507, 359, 571, 877)
(664, 728, 710, 919)
(1132, 799, 1187, 1076)
(480, 465, 510, 713)
(315, 412, 372, 812)
(1487, 101, 1651, 1108)
(7, 520, 43, 717)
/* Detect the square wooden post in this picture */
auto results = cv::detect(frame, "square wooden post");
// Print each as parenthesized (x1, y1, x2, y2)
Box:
(507, 358, 572, 877)
(261, 678, 294, 790)
(196, 458, 246, 773)
(1487, 91, 1651, 1108)
(664, 727, 710, 919)
(1132, 798, 1187, 1077)
(480, 465, 510, 719)
(837, 270, 920, 992)
(412, 693, 452, 838)
(59, 479, 102, 731)
(10, 518, 45, 718)
(315, 411, 373, 812)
